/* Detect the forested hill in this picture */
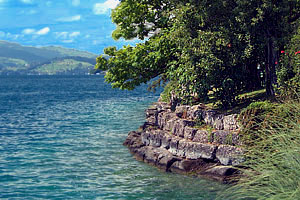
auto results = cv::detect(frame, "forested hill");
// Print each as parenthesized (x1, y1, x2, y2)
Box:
(0, 40, 97, 75)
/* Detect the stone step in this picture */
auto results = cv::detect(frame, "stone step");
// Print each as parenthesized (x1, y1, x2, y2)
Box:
(141, 129, 243, 166)
(146, 102, 240, 132)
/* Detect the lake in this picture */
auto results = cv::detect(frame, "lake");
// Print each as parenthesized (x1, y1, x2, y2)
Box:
(0, 75, 227, 199)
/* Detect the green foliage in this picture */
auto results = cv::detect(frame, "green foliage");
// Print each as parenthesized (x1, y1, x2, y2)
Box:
(217, 100, 300, 200)
(277, 25, 300, 100)
(225, 133, 233, 146)
(160, 81, 176, 103)
(96, 0, 300, 107)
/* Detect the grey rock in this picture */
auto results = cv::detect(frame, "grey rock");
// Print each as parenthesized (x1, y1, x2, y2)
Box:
(168, 137, 181, 155)
(175, 105, 190, 118)
(161, 133, 172, 149)
(224, 114, 239, 130)
(203, 110, 217, 126)
(213, 130, 231, 145)
(170, 159, 204, 172)
(184, 126, 198, 140)
(165, 118, 179, 131)
(146, 116, 157, 125)
(213, 114, 224, 130)
(141, 131, 151, 146)
(177, 140, 188, 157)
(187, 105, 205, 120)
(146, 108, 158, 118)
(123, 131, 144, 148)
(193, 130, 210, 143)
(193, 143, 217, 160)
(216, 145, 244, 166)
(158, 112, 176, 130)
(172, 119, 195, 138)
(186, 142, 217, 160)
(156, 102, 171, 112)
(205, 166, 237, 176)
(213, 130, 241, 146)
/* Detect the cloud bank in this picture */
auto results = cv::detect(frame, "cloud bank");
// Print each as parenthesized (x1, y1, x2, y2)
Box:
(93, 0, 119, 15)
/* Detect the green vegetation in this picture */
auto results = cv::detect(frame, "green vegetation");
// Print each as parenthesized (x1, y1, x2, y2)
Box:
(41, 46, 96, 59)
(95, 0, 300, 108)
(94, 1, 300, 198)
(34, 59, 93, 75)
(217, 99, 300, 199)
(0, 57, 29, 72)
(0, 40, 97, 75)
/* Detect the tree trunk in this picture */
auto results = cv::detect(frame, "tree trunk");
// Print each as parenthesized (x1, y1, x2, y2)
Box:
(265, 31, 276, 97)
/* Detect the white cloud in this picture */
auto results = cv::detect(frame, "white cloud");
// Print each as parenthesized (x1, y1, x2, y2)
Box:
(55, 32, 69, 39)
(93, 0, 119, 15)
(22, 28, 36, 34)
(21, 27, 50, 36)
(69, 31, 80, 37)
(36, 27, 50, 35)
(72, 0, 80, 6)
(57, 15, 81, 22)
(21, 0, 34, 4)
(55, 31, 80, 42)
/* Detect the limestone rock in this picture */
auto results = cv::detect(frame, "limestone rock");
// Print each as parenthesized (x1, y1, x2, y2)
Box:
(165, 118, 179, 131)
(175, 105, 190, 118)
(213, 130, 241, 146)
(193, 130, 210, 143)
(177, 140, 188, 157)
(172, 119, 195, 137)
(213, 114, 224, 130)
(186, 142, 217, 160)
(187, 105, 205, 120)
(123, 131, 144, 148)
(203, 110, 217, 126)
(168, 137, 181, 155)
(224, 114, 239, 130)
(161, 133, 172, 149)
(184, 126, 198, 140)
(216, 145, 244, 166)
(213, 130, 231, 145)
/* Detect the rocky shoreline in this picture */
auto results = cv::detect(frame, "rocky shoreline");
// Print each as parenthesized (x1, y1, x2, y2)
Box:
(124, 100, 244, 183)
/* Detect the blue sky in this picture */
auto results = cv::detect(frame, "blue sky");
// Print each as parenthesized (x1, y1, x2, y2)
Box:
(0, 0, 138, 54)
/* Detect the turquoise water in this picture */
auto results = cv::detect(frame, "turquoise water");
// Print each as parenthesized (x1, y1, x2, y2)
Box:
(0, 76, 227, 199)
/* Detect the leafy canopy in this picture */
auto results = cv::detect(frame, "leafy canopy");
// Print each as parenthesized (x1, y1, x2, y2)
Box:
(96, 0, 300, 107)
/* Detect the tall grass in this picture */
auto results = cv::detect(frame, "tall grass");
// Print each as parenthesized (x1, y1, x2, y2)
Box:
(217, 100, 300, 200)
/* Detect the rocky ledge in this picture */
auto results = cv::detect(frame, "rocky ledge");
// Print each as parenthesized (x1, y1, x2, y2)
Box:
(124, 101, 244, 183)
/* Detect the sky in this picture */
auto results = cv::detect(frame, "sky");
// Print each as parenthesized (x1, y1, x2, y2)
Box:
(0, 0, 139, 54)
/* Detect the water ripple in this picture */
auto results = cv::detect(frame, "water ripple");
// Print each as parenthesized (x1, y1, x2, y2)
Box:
(0, 76, 226, 199)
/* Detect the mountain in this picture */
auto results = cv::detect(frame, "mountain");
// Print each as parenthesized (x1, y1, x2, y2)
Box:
(0, 40, 98, 75)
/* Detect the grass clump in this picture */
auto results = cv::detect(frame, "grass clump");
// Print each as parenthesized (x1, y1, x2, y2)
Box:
(217, 99, 300, 200)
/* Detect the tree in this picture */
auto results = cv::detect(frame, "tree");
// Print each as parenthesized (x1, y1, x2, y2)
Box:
(96, 0, 300, 106)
